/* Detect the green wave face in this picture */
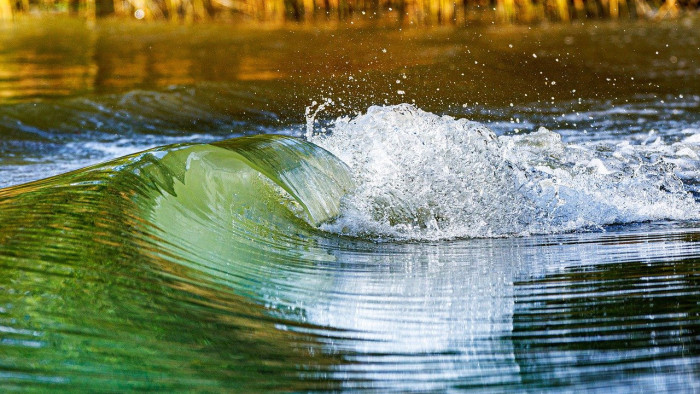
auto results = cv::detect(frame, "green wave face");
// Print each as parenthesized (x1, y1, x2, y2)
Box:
(0, 135, 355, 390)
(136, 134, 353, 228)
(141, 135, 355, 285)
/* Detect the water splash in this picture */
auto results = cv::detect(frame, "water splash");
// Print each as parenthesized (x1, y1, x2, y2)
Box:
(311, 104, 700, 240)
(305, 98, 334, 140)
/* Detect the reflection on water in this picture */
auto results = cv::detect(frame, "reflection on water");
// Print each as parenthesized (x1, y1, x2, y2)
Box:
(1, 16, 699, 108)
(306, 241, 522, 390)
(514, 230, 700, 390)
(297, 229, 700, 390)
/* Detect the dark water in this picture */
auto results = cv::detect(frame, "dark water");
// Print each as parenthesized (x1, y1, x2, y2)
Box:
(0, 16, 699, 391)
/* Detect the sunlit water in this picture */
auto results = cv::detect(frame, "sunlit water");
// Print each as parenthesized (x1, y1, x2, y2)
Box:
(0, 17, 699, 391)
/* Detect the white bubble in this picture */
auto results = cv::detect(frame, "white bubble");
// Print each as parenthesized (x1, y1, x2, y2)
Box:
(134, 9, 145, 19)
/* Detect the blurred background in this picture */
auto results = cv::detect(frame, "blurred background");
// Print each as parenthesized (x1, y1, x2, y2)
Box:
(0, 0, 696, 24)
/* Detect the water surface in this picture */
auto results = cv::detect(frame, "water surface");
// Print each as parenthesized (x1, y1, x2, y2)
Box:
(0, 16, 699, 391)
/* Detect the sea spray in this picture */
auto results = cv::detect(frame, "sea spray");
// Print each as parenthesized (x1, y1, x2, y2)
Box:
(310, 104, 700, 240)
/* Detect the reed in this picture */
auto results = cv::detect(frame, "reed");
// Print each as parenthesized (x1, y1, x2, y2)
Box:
(0, 0, 12, 20)
(0, 0, 696, 23)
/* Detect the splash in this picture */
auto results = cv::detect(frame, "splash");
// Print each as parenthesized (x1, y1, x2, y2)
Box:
(305, 98, 335, 140)
(310, 104, 700, 240)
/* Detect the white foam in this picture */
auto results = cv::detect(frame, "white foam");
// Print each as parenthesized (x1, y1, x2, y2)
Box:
(683, 133, 700, 144)
(310, 104, 700, 240)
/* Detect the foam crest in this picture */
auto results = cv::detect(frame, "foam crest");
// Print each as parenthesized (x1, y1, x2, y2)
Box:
(310, 104, 700, 240)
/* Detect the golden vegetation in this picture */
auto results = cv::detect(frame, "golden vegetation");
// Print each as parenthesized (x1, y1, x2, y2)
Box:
(0, 0, 695, 23)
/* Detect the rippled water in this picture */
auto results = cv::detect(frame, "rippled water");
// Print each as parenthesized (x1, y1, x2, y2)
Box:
(1, 16, 699, 391)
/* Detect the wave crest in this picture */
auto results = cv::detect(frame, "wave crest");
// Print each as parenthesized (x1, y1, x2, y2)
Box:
(311, 104, 700, 240)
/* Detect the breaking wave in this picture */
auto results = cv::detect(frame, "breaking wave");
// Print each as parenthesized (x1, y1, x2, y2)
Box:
(310, 104, 700, 240)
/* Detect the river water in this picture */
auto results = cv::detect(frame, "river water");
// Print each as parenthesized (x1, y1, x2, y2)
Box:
(0, 16, 699, 391)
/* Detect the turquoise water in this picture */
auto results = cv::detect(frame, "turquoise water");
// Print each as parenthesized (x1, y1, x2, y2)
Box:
(0, 17, 699, 391)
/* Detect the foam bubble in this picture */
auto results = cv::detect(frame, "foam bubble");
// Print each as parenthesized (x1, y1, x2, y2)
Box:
(310, 104, 699, 240)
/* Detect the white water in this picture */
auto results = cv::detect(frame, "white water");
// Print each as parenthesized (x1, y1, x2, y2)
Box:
(310, 104, 700, 240)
